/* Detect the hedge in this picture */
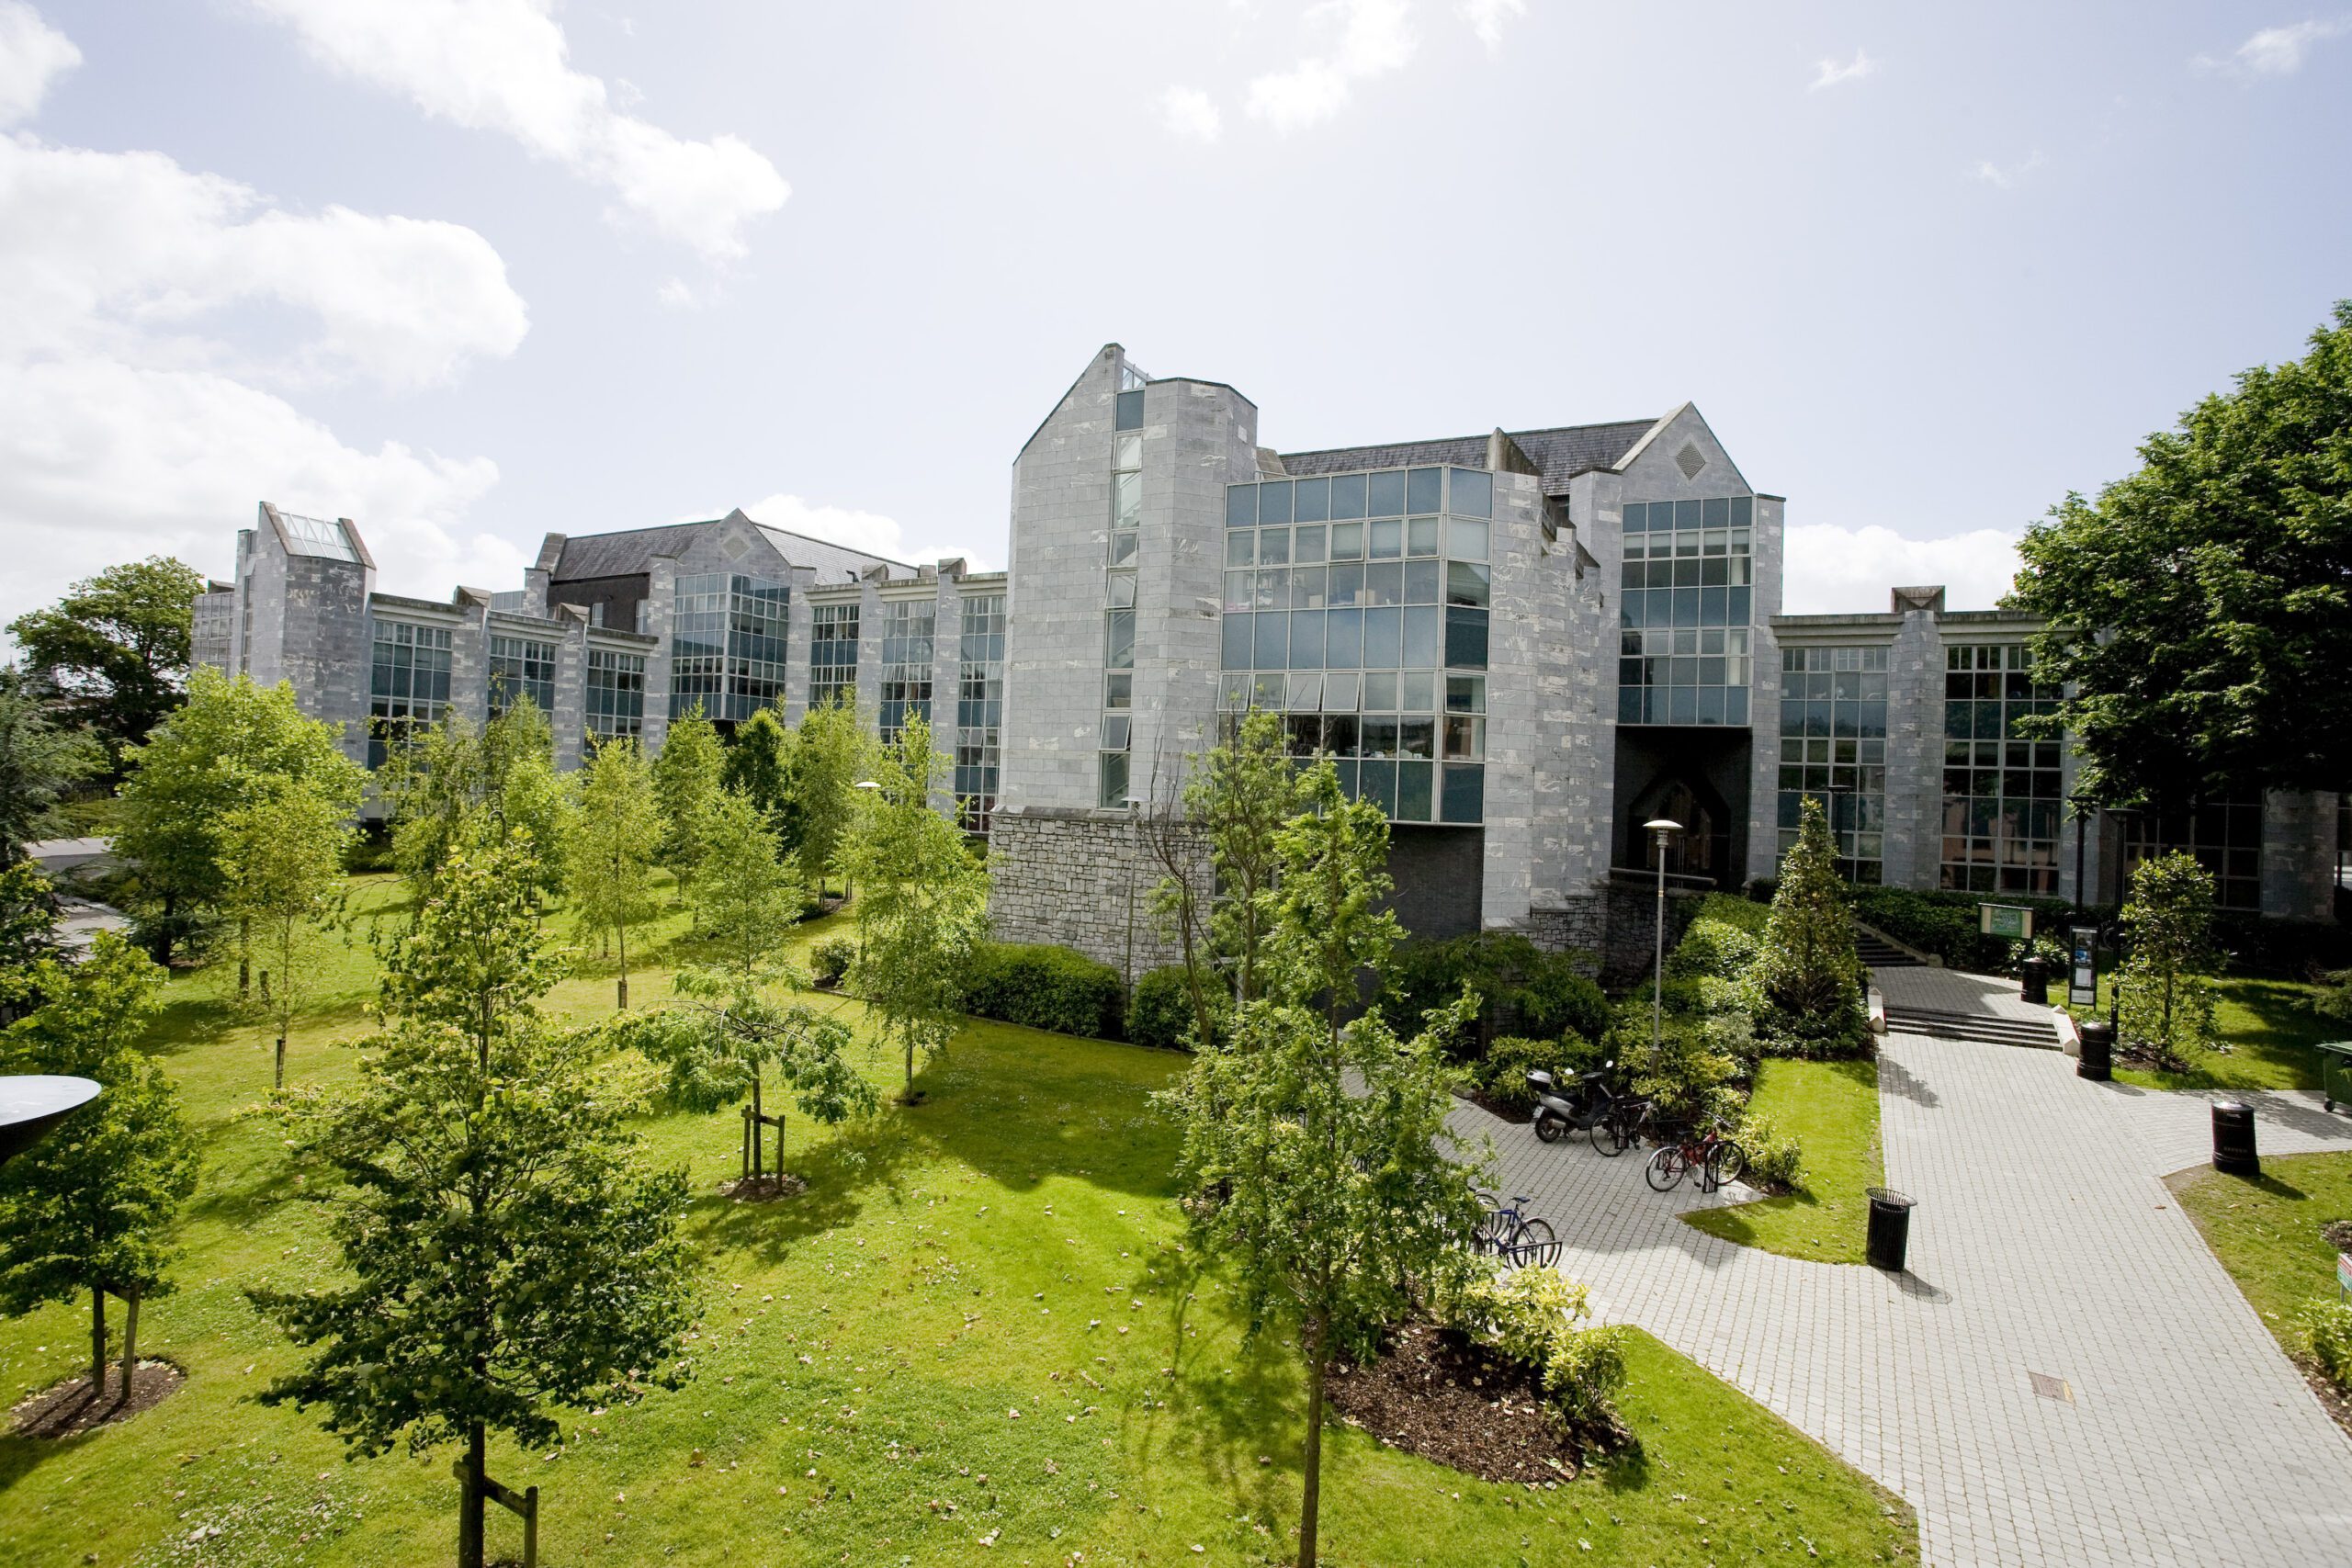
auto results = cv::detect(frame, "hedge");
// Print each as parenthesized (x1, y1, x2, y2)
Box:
(961, 942, 1126, 1039)
(1126, 964, 1227, 1051)
(1380, 932, 1606, 1056)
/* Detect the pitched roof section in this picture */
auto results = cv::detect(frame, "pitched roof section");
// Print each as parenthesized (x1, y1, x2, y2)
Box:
(549, 515, 912, 584)
(752, 525, 914, 584)
(1278, 417, 1663, 496)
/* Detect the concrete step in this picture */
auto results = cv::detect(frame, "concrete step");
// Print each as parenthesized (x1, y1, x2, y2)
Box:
(1883, 1004, 2058, 1050)
(1854, 922, 1921, 968)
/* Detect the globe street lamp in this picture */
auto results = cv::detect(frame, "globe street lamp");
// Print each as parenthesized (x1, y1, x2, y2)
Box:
(1645, 818, 1682, 1049)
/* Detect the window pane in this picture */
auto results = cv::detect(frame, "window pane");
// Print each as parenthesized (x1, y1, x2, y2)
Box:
(1295, 525, 1327, 564)
(1369, 518, 1403, 558)
(1448, 468, 1492, 519)
(1329, 521, 1363, 559)
(1257, 479, 1293, 525)
(1447, 518, 1489, 561)
(1367, 470, 1406, 517)
(1099, 750, 1130, 806)
(1408, 517, 1440, 557)
(1106, 609, 1136, 668)
(1446, 560, 1491, 607)
(1288, 609, 1325, 669)
(1445, 608, 1489, 670)
(1329, 473, 1367, 519)
(1114, 389, 1144, 431)
(1253, 612, 1287, 670)
(1294, 476, 1329, 523)
(1402, 605, 1442, 667)
(1362, 606, 1402, 667)
(1227, 530, 1254, 567)
(1227, 485, 1257, 527)
(1324, 608, 1363, 668)
(1441, 763, 1484, 823)
(1407, 468, 1442, 514)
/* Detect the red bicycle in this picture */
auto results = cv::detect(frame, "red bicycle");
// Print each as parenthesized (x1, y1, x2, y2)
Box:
(1644, 1119, 1747, 1194)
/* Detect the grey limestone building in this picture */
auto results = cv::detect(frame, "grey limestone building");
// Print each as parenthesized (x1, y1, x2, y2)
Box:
(196, 344, 2338, 981)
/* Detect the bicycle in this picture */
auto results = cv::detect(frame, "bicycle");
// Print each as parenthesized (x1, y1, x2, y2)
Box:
(1644, 1120, 1747, 1194)
(1594, 1095, 1654, 1158)
(1471, 1190, 1561, 1268)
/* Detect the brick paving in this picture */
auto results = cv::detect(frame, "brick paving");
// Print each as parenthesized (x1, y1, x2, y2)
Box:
(1456, 1028, 2352, 1565)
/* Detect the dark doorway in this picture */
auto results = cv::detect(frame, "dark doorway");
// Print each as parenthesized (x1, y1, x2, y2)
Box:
(1611, 728, 1752, 890)
(1626, 773, 1731, 883)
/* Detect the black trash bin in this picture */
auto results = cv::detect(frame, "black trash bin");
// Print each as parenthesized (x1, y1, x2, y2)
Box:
(2019, 957, 2050, 1006)
(2076, 1020, 2113, 1081)
(2211, 1101, 2259, 1177)
(1865, 1187, 1915, 1272)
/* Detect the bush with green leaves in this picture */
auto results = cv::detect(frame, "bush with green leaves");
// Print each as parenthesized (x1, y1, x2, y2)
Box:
(2298, 1298, 2352, 1393)
(808, 934, 856, 987)
(961, 941, 1126, 1039)
(1476, 1032, 1601, 1112)
(1735, 1110, 1804, 1191)
(1380, 931, 1604, 1055)
(1439, 1263, 1629, 1433)
(1666, 893, 1768, 983)
(1609, 1009, 1745, 1129)
(1750, 797, 1871, 1057)
(1126, 964, 1225, 1051)
(2115, 850, 2222, 1066)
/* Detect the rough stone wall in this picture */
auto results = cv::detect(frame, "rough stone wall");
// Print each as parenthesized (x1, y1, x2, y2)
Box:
(1523, 881, 1709, 986)
(1880, 609, 1944, 890)
(984, 806, 1209, 983)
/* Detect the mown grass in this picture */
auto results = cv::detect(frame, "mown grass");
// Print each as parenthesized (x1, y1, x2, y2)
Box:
(2168, 1151, 2352, 1361)
(0, 873, 1916, 1565)
(2063, 974, 2345, 1092)
(1681, 1058, 1885, 1266)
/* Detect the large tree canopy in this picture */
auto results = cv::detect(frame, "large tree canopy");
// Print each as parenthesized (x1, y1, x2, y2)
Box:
(6, 558, 205, 758)
(2009, 301, 2352, 808)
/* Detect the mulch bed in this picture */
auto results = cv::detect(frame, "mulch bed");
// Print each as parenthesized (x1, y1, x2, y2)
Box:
(718, 1173, 807, 1202)
(1326, 1319, 1611, 1484)
(10, 1359, 185, 1438)
(1458, 1087, 1532, 1124)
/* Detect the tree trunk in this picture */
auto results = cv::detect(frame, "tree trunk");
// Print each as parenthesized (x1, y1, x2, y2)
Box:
(90, 1285, 107, 1394)
(275, 1028, 287, 1090)
(238, 916, 252, 997)
(458, 1420, 487, 1568)
(616, 923, 629, 1010)
(119, 1286, 140, 1403)
(752, 1070, 764, 1179)
(1298, 1315, 1328, 1568)
(153, 893, 176, 964)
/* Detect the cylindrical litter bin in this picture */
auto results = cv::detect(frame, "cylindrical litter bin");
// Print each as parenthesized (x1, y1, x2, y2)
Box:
(2211, 1101, 2259, 1177)
(2076, 1020, 2113, 1081)
(2019, 956, 2051, 1006)
(1865, 1187, 1915, 1272)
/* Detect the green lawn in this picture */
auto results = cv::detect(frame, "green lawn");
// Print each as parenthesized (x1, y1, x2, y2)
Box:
(2065, 974, 2344, 1092)
(1682, 1058, 1884, 1266)
(2168, 1151, 2352, 1363)
(0, 874, 1916, 1566)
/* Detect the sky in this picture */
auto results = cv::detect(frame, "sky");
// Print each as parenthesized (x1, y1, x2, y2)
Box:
(3, 1, 2348, 633)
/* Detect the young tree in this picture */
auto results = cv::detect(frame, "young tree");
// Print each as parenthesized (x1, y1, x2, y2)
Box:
(651, 700, 725, 908)
(1266, 761, 1402, 1035)
(6, 557, 206, 760)
(792, 696, 865, 897)
(720, 707, 801, 856)
(0, 934, 198, 1404)
(569, 739, 662, 1009)
(0, 667, 106, 863)
(1149, 709, 1297, 1052)
(252, 840, 695, 1568)
(2011, 301, 2352, 809)
(693, 789, 804, 981)
(116, 669, 362, 964)
(219, 783, 357, 1087)
(383, 700, 570, 901)
(1750, 795, 1868, 1055)
(841, 716, 988, 1100)
(0, 859, 65, 1021)
(2116, 850, 2221, 1066)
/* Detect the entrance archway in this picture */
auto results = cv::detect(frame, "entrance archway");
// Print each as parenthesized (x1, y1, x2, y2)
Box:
(1627, 774, 1733, 886)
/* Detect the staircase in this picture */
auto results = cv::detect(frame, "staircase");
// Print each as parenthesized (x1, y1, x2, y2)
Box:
(1855, 927, 1920, 970)
(1881, 1003, 2059, 1050)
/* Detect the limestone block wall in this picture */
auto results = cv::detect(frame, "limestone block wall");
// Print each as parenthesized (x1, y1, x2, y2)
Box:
(985, 807, 1209, 982)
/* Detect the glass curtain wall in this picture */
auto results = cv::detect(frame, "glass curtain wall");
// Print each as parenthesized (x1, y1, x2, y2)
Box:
(808, 603, 858, 710)
(368, 619, 451, 768)
(1617, 498, 1754, 725)
(1939, 643, 2062, 894)
(487, 634, 556, 719)
(1218, 465, 1491, 824)
(2122, 801, 2264, 911)
(877, 599, 935, 743)
(1099, 370, 1145, 807)
(584, 649, 645, 743)
(1776, 645, 1888, 883)
(956, 593, 1006, 829)
(671, 572, 788, 724)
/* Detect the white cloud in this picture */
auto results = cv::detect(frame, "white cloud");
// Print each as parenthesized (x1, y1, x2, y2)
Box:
(1247, 0, 1416, 131)
(1159, 85, 1223, 143)
(737, 493, 996, 575)
(2196, 17, 2352, 76)
(1808, 48, 1875, 91)
(1457, 0, 1524, 50)
(1968, 150, 2047, 188)
(1781, 523, 2022, 616)
(247, 0, 788, 261)
(0, 1, 77, 125)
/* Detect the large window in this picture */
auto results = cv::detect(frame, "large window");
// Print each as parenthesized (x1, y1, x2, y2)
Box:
(487, 634, 555, 719)
(1939, 643, 2062, 895)
(670, 572, 788, 724)
(585, 649, 644, 744)
(1617, 498, 1754, 726)
(1777, 646, 1888, 884)
(2123, 801, 2264, 912)
(1218, 466, 1491, 823)
(956, 593, 1006, 830)
(809, 603, 858, 711)
(1101, 415, 1143, 808)
(368, 619, 451, 768)
(878, 599, 935, 743)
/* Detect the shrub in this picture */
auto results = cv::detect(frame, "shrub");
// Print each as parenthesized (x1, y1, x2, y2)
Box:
(962, 941, 1125, 1039)
(1849, 887, 2086, 975)
(1609, 1010, 1743, 1128)
(1735, 1110, 1804, 1191)
(1381, 932, 1604, 1055)
(2298, 1298, 2352, 1393)
(809, 934, 856, 987)
(1476, 1033, 1599, 1112)
(1441, 1264, 1629, 1431)
(1126, 964, 1226, 1051)
(1665, 894, 1767, 984)
(1751, 797, 1871, 1057)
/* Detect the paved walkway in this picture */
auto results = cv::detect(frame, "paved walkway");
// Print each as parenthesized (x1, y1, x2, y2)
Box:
(1873, 964, 2063, 1030)
(25, 836, 130, 953)
(1462, 1032, 2352, 1565)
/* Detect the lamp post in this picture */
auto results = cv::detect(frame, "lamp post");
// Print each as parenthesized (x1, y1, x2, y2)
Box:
(1645, 818, 1682, 1049)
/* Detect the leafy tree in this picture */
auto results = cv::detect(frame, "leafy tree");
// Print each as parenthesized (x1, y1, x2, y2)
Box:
(2010, 301, 2352, 808)
(382, 699, 571, 902)
(569, 739, 662, 1009)
(842, 716, 988, 1100)
(792, 695, 865, 897)
(0, 667, 106, 863)
(6, 557, 205, 759)
(116, 669, 360, 963)
(219, 782, 356, 1087)
(692, 788, 804, 981)
(1267, 761, 1402, 1034)
(720, 707, 801, 855)
(252, 840, 695, 1568)
(2115, 850, 2221, 1066)
(0, 933, 197, 1404)
(1750, 795, 1868, 1055)
(1151, 709, 1297, 1053)
(651, 700, 725, 909)
(0, 859, 64, 1021)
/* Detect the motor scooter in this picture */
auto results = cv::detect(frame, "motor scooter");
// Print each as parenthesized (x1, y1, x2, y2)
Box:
(1525, 1060, 1616, 1145)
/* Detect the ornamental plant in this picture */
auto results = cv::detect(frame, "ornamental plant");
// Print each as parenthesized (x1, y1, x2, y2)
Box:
(1750, 795, 1870, 1056)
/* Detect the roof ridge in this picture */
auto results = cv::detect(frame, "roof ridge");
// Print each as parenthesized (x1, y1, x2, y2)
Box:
(752, 522, 915, 570)
(1277, 415, 1657, 458)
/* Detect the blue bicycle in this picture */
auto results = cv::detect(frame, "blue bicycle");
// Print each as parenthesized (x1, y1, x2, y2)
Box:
(1472, 1190, 1561, 1267)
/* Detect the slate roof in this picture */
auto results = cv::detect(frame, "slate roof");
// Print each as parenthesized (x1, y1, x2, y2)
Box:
(1278, 417, 1662, 496)
(549, 517, 911, 585)
(752, 525, 914, 584)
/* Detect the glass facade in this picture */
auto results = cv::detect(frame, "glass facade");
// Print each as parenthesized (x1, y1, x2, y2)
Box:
(877, 599, 935, 743)
(1939, 644, 2063, 894)
(956, 593, 1006, 829)
(584, 648, 645, 743)
(1777, 646, 1888, 884)
(671, 572, 789, 725)
(1218, 466, 1491, 823)
(368, 618, 451, 769)
(1616, 497, 1754, 726)
(809, 603, 858, 711)
(487, 634, 555, 719)
(2123, 801, 2264, 912)
(1100, 425, 1142, 807)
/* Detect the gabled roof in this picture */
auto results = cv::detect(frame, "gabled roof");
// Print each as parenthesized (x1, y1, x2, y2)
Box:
(1276, 417, 1663, 497)
(548, 513, 911, 585)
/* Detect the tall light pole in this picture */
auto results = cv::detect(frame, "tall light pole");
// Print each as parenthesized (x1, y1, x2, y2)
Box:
(1645, 818, 1681, 1048)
